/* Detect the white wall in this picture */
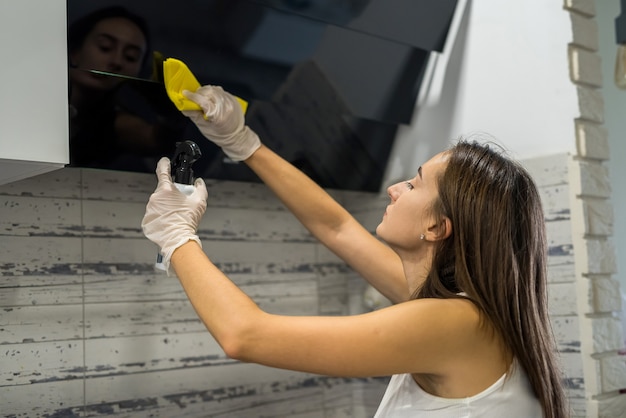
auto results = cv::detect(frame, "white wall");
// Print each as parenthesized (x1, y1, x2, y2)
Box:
(383, 0, 580, 185)
(596, 0, 626, 316)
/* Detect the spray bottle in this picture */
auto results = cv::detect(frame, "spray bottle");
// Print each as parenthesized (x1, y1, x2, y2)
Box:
(154, 140, 202, 272)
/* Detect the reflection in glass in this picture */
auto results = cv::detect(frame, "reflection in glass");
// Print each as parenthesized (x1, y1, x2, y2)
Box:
(253, 0, 458, 51)
(67, 0, 459, 191)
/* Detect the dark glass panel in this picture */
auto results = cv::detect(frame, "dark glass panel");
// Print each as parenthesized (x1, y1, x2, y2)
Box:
(67, 0, 458, 191)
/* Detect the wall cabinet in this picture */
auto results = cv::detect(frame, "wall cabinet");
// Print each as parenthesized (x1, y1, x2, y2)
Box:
(0, 0, 68, 185)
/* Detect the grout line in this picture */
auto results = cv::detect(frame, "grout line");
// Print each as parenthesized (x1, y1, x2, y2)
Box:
(79, 168, 87, 418)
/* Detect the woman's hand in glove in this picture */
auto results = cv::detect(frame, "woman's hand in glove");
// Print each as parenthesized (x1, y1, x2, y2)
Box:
(141, 157, 208, 275)
(182, 85, 261, 161)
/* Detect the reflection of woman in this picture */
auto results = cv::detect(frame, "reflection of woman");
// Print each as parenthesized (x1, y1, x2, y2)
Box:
(142, 86, 570, 417)
(68, 6, 179, 171)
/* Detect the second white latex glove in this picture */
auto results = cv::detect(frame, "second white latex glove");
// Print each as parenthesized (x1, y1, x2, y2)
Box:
(182, 85, 261, 161)
(141, 157, 208, 275)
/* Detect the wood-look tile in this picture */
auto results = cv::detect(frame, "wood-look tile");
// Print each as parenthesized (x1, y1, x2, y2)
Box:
(0, 275, 82, 306)
(0, 236, 83, 276)
(0, 167, 81, 199)
(0, 196, 82, 237)
(83, 363, 311, 409)
(0, 304, 83, 344)
(1, 339, 84, 386)
(1, 380, 84, 416)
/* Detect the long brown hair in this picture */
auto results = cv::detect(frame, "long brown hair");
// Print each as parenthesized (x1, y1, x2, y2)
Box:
(415, 140, 569, 418)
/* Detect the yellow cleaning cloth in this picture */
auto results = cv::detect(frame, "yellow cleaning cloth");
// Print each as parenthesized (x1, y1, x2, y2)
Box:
(162, 58, 248, 114)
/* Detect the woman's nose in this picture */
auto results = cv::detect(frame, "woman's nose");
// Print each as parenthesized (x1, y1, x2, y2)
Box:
(107, 49, 124, 71)
(387, 182, 401, 201)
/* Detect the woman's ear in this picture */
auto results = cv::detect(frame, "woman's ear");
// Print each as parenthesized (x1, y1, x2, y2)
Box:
(426, 216, 452, 241)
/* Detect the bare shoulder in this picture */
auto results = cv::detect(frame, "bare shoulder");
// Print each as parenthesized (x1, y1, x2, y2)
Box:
(379, 297, 504, 374)
(395, 297, 484, 333)
(396, 298, 511, 395)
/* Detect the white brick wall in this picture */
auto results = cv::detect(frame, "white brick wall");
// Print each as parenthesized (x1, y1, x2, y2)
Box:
(565, 0, 626, 415)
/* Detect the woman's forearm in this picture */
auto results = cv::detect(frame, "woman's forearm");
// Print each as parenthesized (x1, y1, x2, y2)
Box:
(244, 145, 409, 303)
(244, 144, 353, 237)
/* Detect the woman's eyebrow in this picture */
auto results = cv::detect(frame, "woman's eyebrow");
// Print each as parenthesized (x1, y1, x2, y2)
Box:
(417, 166, 423, 180)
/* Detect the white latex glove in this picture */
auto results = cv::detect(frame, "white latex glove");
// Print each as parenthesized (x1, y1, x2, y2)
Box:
(141, 157, 208, 275)
(182, 85, 261, 161)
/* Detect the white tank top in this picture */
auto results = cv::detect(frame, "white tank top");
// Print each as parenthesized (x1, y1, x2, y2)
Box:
(373, 362, 543, 417)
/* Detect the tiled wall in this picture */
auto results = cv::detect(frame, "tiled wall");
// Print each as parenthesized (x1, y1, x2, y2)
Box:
(0, 167, 388, 417)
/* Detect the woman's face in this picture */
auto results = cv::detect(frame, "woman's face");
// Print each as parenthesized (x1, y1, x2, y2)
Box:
(376, 151, 449, 251)
(70, 17, 147, 91)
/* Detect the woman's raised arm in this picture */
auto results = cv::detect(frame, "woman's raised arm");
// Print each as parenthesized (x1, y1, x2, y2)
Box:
(182, 85, 408, 303)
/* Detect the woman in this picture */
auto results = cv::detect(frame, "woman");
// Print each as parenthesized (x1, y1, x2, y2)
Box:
(68, 6, 180, 171)
(142, 86, 569, 417)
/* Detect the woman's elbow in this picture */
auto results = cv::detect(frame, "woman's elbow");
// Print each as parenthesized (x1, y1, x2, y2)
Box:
(220, 335, 249, 362)
(213, 318, 259, 362)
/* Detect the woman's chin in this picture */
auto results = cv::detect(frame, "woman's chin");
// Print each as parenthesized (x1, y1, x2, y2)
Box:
(374, 223, 385, 240)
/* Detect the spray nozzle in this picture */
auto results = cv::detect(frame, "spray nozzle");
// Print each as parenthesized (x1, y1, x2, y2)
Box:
(171, 141, 202, 185)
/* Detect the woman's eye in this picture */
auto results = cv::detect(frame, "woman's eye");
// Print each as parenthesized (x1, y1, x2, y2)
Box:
(405, 181, 414, 190)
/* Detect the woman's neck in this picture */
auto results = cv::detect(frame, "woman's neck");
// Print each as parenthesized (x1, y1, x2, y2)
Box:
(397, 247, 434, 296)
